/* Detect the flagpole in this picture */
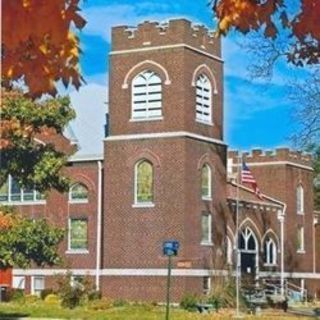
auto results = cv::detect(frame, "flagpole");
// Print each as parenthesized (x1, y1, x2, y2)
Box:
(235, 152, 242, 318)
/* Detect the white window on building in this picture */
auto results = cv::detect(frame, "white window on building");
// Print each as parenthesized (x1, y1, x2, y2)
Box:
(12, 276, 25, 289)
(297, 184, 304, 214)
(132, 70, 162, 120)
(201, 164, 212, 200)
(69, 183, 89, 203)
(264, 237, 277, 265)
(201, 213, 212, 245)
(32, 276, 45, 296)
(195, 74, 212, 124)
(134, 160, 154, 205)
(0, 176, 45, 204)
(297, 226, 305, 252)
(226, 236, 233, 265)
(203, 277, 211, 295)
(68, 218, 88, 252)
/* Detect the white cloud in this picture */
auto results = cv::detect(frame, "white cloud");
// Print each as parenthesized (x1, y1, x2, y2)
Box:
(69, 83, 107, 155)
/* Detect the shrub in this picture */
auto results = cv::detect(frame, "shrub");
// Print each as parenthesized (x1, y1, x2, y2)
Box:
(40, 288, 55, 300)
(88, 290, 102, 301)
(44, 294, 60, 305)
(113, 298, 129, 307)
(88, 297, 114, 310)
(180, 293, 198, 311)
(24, 294, 39, 304)
(4, 288, 24, 302)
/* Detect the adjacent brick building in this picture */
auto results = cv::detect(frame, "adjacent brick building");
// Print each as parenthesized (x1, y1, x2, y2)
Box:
(1, 19, 319, 301)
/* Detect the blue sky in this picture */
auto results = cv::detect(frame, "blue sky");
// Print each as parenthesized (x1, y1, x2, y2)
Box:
(65, 0, 299, 155)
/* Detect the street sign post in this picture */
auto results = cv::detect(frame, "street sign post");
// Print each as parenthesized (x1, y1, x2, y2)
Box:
(163, 240, 179, 320)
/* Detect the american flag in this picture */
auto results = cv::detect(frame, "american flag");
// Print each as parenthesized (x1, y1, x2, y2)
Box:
(241, 162, 262, 199)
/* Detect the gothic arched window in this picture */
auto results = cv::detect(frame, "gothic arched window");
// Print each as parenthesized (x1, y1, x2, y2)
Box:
(135, 160, 154, 204)
(195, 74, 212, 124)
(132, 70, 162, 120)
(264, 237, 277, 265)
(296, 184, 304, 214)
(201, 164, 212, 199)
(69, 183, 89, 203)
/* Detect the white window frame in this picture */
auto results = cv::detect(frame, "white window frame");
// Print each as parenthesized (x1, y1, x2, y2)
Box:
(201, 164, 212, 200)
(69, 183, 89, 204)
(201, 213, 212, 246)
(133, 160, 154, 208)
(297, 226, 305, 253)
(66, 218, 89, 254)
(195, 74, 213, 125)
(264, 238, 277, 265)
(31, 276, 45, 296)
(0, 176, 45, 205)
(297, 184, 304, 215)
(203, 276, 211, 295)
(131, 70, 163, 121)
(12, 276, 25, 290)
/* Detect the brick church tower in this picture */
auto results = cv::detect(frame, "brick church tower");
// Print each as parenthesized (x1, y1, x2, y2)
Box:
(103, 19, 227, 301)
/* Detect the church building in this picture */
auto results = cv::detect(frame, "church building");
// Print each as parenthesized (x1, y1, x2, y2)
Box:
(1, 19, 319, 302)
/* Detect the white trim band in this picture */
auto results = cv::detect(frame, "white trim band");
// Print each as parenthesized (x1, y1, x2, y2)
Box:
(110, 43, 223, 63)
(105, 131, 225, 146)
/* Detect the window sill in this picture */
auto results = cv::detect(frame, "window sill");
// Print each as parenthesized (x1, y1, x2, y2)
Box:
(130, 117, 163, 122)
(297, 212, 304, 215)
(201, 242, 213, 247)
(132, 203, 155, 208)
(263, 263, 277, 267)
(66, 250, 89, 255)
(69, 200, 89, 204)
(202, 196, 212, 201)
(297, 250, 306, 254)
(0, 200, 46, 206)
(196, 119, 214, 126)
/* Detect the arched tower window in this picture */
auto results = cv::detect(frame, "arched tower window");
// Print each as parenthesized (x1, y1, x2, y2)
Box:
(135, 160, 154, 204)
(69, 183, 89, 203)
(264, 237, 277, 265)
(132, 70, 162, 120)
(195, 74, 212, 124)
(201, 164, 212, 199)
(296, 184, 304, 214)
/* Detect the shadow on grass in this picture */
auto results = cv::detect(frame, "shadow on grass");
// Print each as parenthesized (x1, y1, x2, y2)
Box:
(0, 311, 29, 319)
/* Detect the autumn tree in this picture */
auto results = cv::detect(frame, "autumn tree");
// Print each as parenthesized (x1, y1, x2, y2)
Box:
(0, 207, 64, 269)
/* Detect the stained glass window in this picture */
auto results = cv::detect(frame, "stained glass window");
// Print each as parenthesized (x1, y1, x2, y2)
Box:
(136, 160, 153, 204)
(70, 183, 88, 202)
(69, 219, 88, 250)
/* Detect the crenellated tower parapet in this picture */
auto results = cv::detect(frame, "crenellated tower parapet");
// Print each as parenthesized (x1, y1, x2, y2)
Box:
(228, 148, 312, 168)
(111, 19, 221, 57)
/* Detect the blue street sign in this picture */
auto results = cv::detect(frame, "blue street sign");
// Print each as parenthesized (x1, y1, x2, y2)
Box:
(163, 240, 180, 256)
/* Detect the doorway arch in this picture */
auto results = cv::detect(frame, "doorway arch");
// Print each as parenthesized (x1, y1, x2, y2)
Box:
(239, 227, 258, 275)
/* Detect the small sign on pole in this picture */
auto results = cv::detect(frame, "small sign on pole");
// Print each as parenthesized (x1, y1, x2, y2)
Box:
(162, 240, 179, 320)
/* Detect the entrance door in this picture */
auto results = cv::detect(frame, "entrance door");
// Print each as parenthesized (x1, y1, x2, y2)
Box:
(239, 227, 258, 276)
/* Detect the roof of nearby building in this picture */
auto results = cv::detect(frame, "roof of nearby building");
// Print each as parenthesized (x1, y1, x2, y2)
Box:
(227, 181, 282, 208)
(68, 153, 104, 162)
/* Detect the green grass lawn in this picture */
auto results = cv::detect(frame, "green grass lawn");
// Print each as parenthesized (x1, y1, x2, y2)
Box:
(0, 301, 313, 320)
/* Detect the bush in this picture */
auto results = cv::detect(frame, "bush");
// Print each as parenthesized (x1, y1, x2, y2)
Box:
(113, 298, 129, 307)
(88, 290, 102, 301)
(44, 294, 60, 305)
(4, 288, 24, 302)
(180, 293, 198, 311)
(56, 272, 94, 309)
(88, 297, 114, 310)
(24, 294, 39, 304)
(40, 288, 55, 300)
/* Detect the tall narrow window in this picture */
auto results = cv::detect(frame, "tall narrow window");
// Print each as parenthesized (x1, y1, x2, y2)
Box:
(297, 185, 304, 214)
(132, 70, 162, 120)
(201, 213, 212, 245)
(195, 74, 212, 124)
(135, 160, 154, 204)
(69, 183, 88, 203)
(264, 237, 277, 265)
(69, 218, 88, 251)
(32, 276, 45, 296)
(203, 277, 211, 295)
(297, 226, 305, 252)
(201, 164, 212, 199)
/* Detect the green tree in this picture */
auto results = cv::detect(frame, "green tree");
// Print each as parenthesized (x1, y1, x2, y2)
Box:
(0, 207, 64, 269)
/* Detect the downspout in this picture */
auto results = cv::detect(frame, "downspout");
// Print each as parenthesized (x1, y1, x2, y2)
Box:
(95, 160, 103, 290)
